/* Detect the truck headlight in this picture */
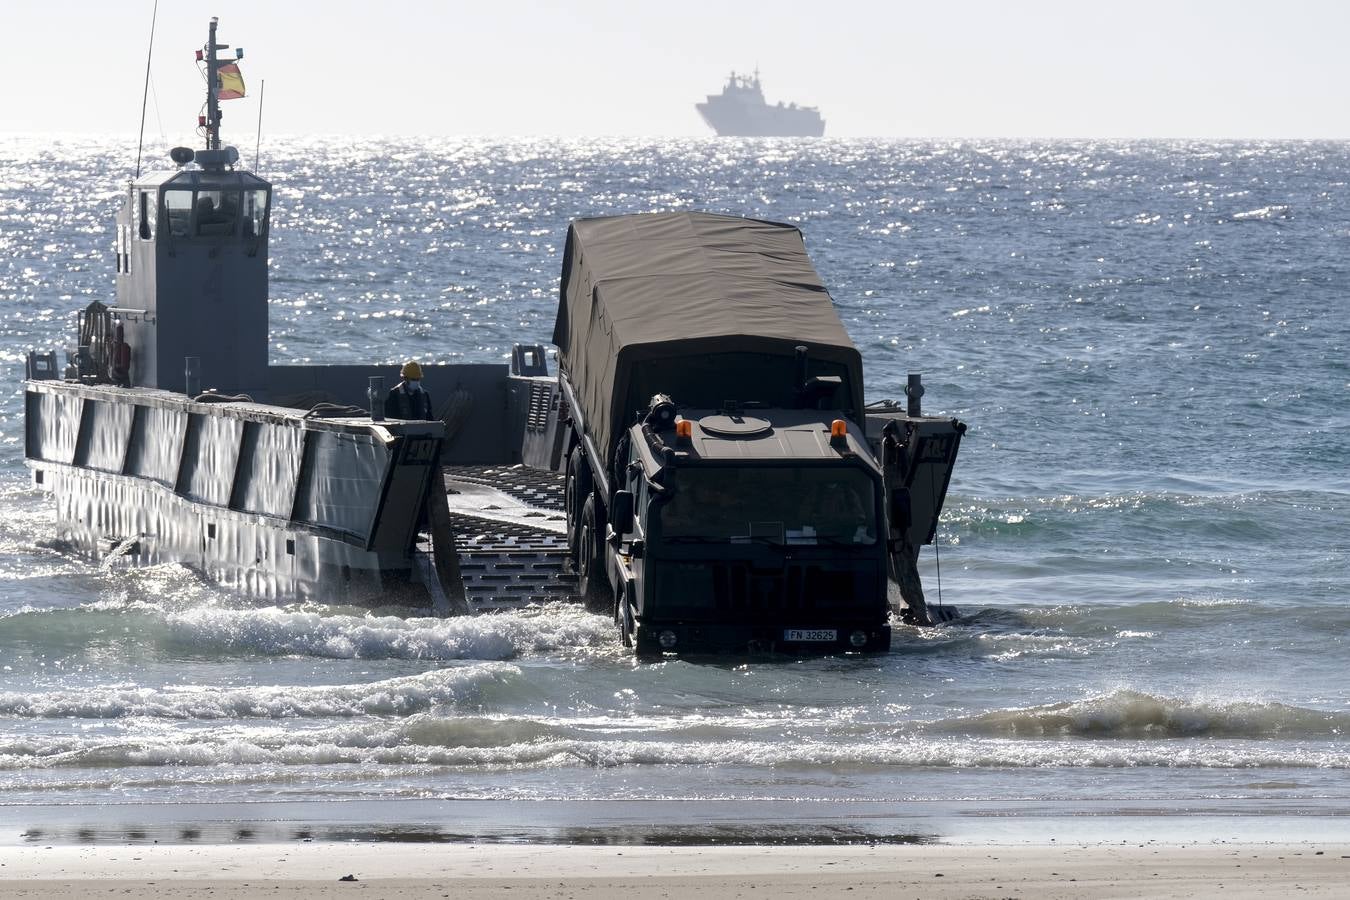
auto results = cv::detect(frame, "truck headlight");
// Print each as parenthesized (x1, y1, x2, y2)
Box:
(848, 630, 868, 648)
(658, 629, 678, 650)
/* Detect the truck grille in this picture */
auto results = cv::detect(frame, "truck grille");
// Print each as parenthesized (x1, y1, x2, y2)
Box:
(657, 562, 874, 617)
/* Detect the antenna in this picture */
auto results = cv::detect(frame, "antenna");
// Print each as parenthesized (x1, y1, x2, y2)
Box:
(134, 0, 160, 179)
(205, 17, 221, 150)
(254, 79, 265, 171)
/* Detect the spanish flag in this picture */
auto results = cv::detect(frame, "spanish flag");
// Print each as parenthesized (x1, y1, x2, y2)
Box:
(217, 63, 246, 100)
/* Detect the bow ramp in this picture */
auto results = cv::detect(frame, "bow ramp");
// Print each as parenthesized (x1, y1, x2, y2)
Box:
(439, 465, 577, 612)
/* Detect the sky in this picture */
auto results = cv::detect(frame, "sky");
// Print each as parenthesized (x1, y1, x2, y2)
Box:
(3, 0, 1349, 141)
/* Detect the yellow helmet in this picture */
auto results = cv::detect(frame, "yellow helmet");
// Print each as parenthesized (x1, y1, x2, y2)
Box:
(401, 361, 423, 380)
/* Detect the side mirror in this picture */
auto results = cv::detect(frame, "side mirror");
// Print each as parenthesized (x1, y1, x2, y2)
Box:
(611, 490, 635, 536)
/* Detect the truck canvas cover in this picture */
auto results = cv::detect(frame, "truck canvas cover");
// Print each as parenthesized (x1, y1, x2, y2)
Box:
(554, 212, 865, 465)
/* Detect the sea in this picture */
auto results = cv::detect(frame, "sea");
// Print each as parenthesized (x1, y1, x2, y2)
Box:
(0, 136, 1346, 845)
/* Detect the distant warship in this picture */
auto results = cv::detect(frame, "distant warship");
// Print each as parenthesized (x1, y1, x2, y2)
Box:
(696, 69, 825, 137)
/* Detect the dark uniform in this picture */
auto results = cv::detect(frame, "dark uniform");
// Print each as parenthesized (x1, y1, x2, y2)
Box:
(385, 365, 436, 538)
(384, 381, 433, 420)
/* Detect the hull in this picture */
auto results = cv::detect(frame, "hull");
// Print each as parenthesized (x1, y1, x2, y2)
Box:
(696, 98, 825, 137)
(42, 464, 420, 604)
(25, 380, 445, 607)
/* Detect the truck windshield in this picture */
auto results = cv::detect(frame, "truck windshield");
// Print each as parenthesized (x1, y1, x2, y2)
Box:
(659, 467, 877, 545)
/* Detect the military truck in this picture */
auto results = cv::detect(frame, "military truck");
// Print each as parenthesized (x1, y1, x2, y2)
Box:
(547, 212, 965, 655)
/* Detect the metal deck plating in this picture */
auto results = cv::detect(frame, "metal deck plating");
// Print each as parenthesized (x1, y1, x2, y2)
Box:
(442, 465, 577, 612)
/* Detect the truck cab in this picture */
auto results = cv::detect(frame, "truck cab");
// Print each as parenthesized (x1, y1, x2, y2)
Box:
(607, 406, 892, 655)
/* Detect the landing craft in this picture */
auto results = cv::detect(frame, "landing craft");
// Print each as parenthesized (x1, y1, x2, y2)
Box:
(25, 18, 467, 609)
(23, 19, 965, 655)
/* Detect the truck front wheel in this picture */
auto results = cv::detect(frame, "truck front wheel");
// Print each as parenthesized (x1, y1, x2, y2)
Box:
(577, 495, 612, 610)
(616, 586, 634, 649)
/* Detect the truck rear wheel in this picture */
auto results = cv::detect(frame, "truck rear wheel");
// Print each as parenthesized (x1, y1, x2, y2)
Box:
(577, 495, 612, 610)
(565, 446, 592, 569)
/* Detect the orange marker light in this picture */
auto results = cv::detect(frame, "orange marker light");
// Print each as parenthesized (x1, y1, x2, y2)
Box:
(675, 419, 693, 439)
(830, 420, 847, 438)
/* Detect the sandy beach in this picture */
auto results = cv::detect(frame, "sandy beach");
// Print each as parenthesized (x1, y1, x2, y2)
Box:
(1, 841, 1347, 898)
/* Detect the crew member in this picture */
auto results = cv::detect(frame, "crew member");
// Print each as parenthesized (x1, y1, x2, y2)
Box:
(384, 361, 434, 420)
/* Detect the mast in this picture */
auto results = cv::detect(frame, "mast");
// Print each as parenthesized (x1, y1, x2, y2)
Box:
(202, 17, 227, 151)
(206, 18, 220, 149)
(195, 18, 246, 156)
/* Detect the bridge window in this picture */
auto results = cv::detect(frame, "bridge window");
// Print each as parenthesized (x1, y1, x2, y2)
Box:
(138, 191, 156, 240)
(194, 190, 240, 237)
(243, 189, 268, 238)
(164, 189, 194, 237)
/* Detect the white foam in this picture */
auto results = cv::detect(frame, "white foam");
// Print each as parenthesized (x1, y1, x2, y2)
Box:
(3, 726, 1348, 773)
(931, 690, 1350, 739)
(158, 602, 616, 661)
(0, 662, 520, 720)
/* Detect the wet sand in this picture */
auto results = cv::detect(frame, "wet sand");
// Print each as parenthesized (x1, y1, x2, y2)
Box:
(1, 841, 1347, 898)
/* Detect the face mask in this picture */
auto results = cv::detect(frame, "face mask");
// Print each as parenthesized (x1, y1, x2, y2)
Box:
(407, 380, 422, 392)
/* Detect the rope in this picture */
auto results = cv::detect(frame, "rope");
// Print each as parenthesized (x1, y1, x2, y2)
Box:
(930, 462, 945, 615)
(194, 392, 253, 404)
(933, 527, 944, 611)
(254, 79, 265, 171)
(304, 402, 368, 419)
(134, 0, 159, 179)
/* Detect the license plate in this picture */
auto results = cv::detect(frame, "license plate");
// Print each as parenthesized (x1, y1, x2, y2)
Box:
(784, 629, 837, 642)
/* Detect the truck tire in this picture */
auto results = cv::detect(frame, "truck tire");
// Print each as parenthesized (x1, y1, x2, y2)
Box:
(577, 495, 612, 610)
(565, 445, 592, 568)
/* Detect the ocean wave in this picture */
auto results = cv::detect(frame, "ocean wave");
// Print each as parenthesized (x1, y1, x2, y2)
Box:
(2, 723, 1348, 772)
(0, 601, 617, 661)
(0, 663, 520, 720)
(929, 690, 1350, 739)
(159, 603, 617, 660)
(892, 625, 1107, 662)
(1225, 204, 1293, 223)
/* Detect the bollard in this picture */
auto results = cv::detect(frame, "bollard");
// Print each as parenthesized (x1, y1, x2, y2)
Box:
(906, 373, 924, 417)
(368, 376, 385, 421)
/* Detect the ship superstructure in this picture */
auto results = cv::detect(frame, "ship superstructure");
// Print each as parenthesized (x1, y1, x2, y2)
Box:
(696, 70, 825, 137)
